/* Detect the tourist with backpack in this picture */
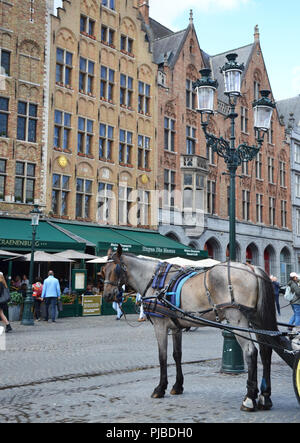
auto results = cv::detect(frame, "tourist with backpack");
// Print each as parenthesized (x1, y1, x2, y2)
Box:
(286, 272, 300, 327)
(32, 277, 43, 321)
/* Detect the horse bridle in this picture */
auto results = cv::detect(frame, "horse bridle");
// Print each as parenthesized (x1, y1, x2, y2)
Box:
(103, 259, 127, 289)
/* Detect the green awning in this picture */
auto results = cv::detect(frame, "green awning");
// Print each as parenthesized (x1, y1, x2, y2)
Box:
(53, 222, 142, 254)
(0, 217, 86, 252)
(54, 221, 208, 259)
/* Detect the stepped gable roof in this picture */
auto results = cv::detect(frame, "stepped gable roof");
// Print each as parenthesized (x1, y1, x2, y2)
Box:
(211, 43, 254, 103)
(277, 95, 300, 129)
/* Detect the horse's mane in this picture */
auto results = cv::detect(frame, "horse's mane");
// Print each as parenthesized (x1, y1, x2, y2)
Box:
(121, 253, 161, 264)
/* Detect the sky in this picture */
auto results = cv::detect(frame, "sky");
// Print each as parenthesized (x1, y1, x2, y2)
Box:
(53, 0, 300, 102)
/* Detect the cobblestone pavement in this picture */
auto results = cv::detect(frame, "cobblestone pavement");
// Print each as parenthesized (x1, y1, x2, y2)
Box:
(0, 297, 299, 423)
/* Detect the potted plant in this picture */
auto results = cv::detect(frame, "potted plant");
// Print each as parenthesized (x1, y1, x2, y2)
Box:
(8, 292, 24, 322)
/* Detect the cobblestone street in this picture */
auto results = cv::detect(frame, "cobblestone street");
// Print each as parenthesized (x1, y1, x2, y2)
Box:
(0, 298, 299, 423)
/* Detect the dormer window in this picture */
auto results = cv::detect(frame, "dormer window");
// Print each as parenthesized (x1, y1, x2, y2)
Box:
(158, 70, 166, 87)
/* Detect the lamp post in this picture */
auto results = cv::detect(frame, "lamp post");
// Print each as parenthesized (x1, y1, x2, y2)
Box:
(194, 55, 275, 373)
(193, 53, 275, 261)
(21, 204, 42, 326)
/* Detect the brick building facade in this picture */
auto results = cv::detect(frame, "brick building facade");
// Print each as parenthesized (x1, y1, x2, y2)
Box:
(0, 0, 294, 279)
(0, 0, 159, 230)
(0, 0, 53, 214)
(48, 0, 158, 228)
(278, 96, 300, 278)
(139, 5, 293, 281)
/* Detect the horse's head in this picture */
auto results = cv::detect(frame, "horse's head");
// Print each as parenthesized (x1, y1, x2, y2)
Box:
(102, 244, 127, 302)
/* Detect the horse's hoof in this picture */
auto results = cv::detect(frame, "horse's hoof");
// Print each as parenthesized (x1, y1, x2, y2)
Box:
(257, 394, 273, 411)
(240, 397, 257, 412)
(151, 391, 165, 399)
(170, 387, 184, 395)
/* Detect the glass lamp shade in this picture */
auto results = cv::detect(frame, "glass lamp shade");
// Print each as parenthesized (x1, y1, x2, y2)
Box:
(253, 90, 275, 131)
(223, 69, 242, 96)
(221, 53, 244, 97)
(193, 68, 218, 114)
(253, 105, 273, 131)
(195, 85, 215, 113)
(30, 205, 41, 226)
(31, 213, 40, 226)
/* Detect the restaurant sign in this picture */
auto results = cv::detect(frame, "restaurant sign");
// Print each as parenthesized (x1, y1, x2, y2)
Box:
(0, 239, 48, 249)
(82, 295, 102, 316)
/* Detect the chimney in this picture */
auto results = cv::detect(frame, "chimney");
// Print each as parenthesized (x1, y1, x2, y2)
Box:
(138, 0, 149, 25)
(254, 24, 260, 43)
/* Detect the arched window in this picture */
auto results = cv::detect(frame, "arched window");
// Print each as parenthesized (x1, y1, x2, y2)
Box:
(280, 247, 292, 285)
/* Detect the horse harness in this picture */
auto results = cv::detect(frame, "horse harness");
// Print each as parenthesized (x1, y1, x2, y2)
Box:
(142, 260, 266, 327)
(103, 261, 128, 288)
(104, 256, 269, 329)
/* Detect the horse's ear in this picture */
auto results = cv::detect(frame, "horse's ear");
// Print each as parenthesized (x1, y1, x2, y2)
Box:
(116, 244, 123, 257)
(107, 248, 113, 259)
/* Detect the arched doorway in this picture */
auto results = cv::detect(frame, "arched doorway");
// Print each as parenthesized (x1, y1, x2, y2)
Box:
(246, 243, 259, 266)
(264, 245, 276, 276)
(189, 241, 198, 250)
(280, 247, 292, 285)
(204, 237, 221, 260)
(226, 242, 241, 262)
(166, 232, 180, 243)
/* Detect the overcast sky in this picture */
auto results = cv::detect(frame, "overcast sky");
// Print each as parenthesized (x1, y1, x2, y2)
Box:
(53, 0, 300, 102)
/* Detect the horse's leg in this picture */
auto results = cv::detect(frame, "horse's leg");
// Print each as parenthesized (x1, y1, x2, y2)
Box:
(170, 329, 184, 395)
(225, 309, 259, 412)
(257, 340, 273, 410)
(151, 319, 168, 398)
(239, 337, 259, 412)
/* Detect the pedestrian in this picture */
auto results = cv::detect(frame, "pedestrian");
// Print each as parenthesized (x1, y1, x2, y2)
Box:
(11, 275, 21, 290)
(287, 272, 300, 327)
(136, 292, 146, 322)
(85, 284, 94, 295)
(113, 284, 124, 320)
(32, 277, 43, 321)
(21, 274, 29, 287)
(270, 275, 281, 315)
(41, 270, 61, 323)
(0, 272, 12, 333)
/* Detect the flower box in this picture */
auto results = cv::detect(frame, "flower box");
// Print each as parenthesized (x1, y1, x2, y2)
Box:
(8, 305, 21, 322)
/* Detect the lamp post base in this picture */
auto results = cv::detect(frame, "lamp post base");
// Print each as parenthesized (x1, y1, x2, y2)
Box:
(221, 330, 245, 374)
(21, 290, 34, 326)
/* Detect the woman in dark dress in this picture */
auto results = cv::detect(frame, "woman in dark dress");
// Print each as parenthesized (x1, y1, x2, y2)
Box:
(0, 272, 12, 333)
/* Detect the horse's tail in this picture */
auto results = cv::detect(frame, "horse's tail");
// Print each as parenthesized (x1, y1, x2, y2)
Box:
(255, 266, 295, 368)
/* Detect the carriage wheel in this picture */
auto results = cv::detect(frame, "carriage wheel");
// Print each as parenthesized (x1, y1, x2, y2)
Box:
(293, 352, 300, 405)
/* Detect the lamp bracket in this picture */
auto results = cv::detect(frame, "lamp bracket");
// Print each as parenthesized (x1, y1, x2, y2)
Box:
(202, 122, 263, 169)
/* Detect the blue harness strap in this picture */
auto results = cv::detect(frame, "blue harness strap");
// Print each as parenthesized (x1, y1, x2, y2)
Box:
(166, 270, 195, 306)
(175, 272, 197, 307)
(159, 263, 172, 289)
(152, 263, 173, 290)
(152, 263, 163, 289)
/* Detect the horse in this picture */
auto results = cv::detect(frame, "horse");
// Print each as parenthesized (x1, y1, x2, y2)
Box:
(102, 245, 295, 412)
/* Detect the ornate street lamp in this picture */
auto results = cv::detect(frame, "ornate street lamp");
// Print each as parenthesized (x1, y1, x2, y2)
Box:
(21, 204, 42, 326)
(194, 56, 275, 261)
